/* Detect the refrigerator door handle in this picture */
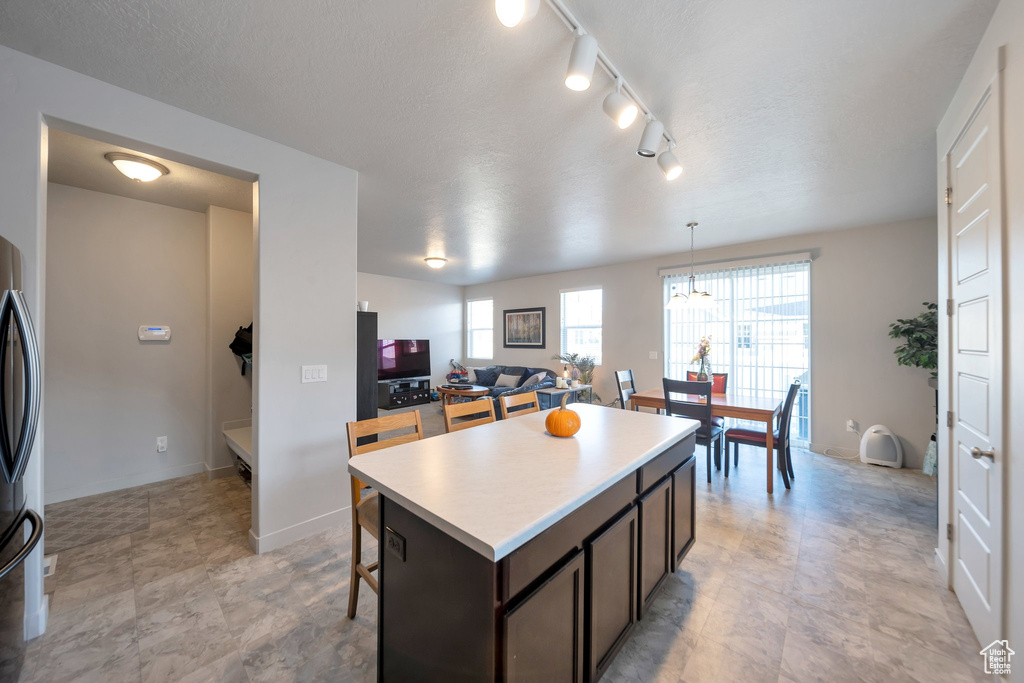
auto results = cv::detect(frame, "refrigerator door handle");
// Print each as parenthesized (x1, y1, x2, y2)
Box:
(0, 288, 14, 482)
(8, 290, 40, 483)
(0, 509, 43, 581)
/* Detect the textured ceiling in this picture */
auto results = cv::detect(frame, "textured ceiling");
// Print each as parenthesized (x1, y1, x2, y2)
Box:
(48, 128, 253, 213)
(0, 0, 997, 284)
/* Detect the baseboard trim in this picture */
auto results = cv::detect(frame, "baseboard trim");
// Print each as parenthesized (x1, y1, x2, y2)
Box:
(44, 462, 206, 504)
(248, 505, 350, 554)
(205, 462, 236, 481)
(809, 442, 859, 459)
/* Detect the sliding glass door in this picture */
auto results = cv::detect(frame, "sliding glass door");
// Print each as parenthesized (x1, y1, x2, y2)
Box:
(664, 260, 811, 443)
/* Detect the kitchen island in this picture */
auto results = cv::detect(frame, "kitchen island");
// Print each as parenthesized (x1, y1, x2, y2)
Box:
(348, 404, 698, 682)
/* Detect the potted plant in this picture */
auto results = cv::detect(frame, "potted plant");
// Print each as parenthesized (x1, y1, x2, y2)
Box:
(888, 303, 938, 380)
(551, 352, 600, 402)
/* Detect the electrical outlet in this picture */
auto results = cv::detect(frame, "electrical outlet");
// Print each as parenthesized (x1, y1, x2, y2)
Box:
(156, 436, 168, 452)
(648, 351, 658, 360)
(846, 420, 859, 433)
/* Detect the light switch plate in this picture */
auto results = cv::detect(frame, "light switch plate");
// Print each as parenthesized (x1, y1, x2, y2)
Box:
(649, 351, 658, 360)
(301, 365, 328, 383)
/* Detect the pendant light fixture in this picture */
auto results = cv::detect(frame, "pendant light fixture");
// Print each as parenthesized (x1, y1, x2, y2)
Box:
(564, 31, 598, 92)
(495, 0, 539, 28)
(666, 223, 714, 310)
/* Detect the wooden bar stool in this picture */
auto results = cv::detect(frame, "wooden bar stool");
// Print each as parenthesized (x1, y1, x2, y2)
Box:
(345, 410, 424, 619)
(443, 399, 496, 433)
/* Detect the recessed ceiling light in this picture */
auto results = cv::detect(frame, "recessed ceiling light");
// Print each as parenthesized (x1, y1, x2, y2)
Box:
(104, 153, 169, 182)
(424, 257, 448, 269)
(637, 119, 664, 158)
(658, 150, 683, 180)
(495, 0, 539, 28)
(603, 90, 638, 129)
(565, 33, 598, 92)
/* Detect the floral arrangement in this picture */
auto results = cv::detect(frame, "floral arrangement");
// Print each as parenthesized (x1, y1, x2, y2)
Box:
(691, 336, 712, 380)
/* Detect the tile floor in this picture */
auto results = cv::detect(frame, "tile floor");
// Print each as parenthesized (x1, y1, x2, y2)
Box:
(26, 446, 985, 682)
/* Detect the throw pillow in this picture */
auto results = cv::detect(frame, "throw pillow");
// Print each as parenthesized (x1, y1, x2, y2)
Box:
(521, 371, 548, 388)
(495, 373, 521, 388)
(467, 366, 486, 384)
(517, 367, 546, 387)
(474, 368, 498, 387)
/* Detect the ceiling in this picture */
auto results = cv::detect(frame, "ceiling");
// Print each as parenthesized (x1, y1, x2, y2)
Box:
(47, 129, 253, 213)
(0, 0, 997, 284)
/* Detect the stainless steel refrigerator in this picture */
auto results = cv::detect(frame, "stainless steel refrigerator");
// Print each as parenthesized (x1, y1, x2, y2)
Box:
(0, 237, 43, 681)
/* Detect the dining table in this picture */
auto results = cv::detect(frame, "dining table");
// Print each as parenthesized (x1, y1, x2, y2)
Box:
(630, 388, 785, 493)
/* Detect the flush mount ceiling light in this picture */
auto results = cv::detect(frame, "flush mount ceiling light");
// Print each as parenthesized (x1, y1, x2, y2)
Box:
(564, 32, 598, 91)
(637, 119, 664, 158)
(424, 257, 448, 269)
(602, 83, 638, 129)
(495, 0, 540, 27)
(666, 222, 715, 310)
(657, 147, 683, 181)
(104, 153, 169, 183)
(496, 0, 682, 183)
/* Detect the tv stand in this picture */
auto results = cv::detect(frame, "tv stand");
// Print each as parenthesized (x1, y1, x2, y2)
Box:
(378, 378, 431, 410)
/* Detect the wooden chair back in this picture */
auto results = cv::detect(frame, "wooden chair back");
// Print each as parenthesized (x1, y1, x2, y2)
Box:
(686, 371, 728, 393)
(615, 369, 637, 410)
(443, 399, 496, 433)
(663, 378, 713, 426)
(346, 411, 424, 506)
(778, 381, 801, 447)
(499, 391, 540, 419)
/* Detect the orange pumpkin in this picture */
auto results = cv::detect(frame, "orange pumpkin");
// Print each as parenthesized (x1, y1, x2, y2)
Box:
(545, 394, 581, 437)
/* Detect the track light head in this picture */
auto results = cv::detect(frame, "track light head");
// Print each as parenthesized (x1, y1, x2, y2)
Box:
(602, 90, 638, 129)
(565, 33, 598, 91)
(636, 119, 664, 157)
(495, 0, 540, 28)
(657, 149, 683, 180)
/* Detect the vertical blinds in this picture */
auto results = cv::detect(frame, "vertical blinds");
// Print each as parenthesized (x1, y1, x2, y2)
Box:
(663, 258, 811, 442)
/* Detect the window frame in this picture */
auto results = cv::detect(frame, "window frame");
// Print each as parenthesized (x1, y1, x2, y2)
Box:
(559, 286, 603, 366)
(466, 297, 494, 360)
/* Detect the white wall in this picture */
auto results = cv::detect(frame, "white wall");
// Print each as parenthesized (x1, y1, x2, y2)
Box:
(937, 0, 1022, 671)
(357, 272, 463, 387)
(44, 184, 208, 502)
(207, 206, 253, 475)
(465, 218, 938, 468)
(0, 45, 358, 638)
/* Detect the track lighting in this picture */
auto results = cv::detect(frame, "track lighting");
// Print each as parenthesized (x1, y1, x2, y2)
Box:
(637, 119, 664, 157)
(602, 86, 638, 129)
(564, 32, 598, 91)
(424, 257, 448, 269)
(495, 0, 539, 28)
(658, 148, 683, 181)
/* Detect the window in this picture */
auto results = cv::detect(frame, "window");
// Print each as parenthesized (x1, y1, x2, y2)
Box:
(560, 288, 603, 365)
(466, 298, 493, 359)
(664, 260, 811, 442)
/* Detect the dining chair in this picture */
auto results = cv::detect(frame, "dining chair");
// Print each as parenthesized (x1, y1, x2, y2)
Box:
(499, 390, 541, 419)
(663, 378, 724, 484)
(443, 398, 496, 433)
(724, 381, 800, 489)
(345, 410, 424, 618)
(615, 369, 638, 410)
(685, 372, 728, 428)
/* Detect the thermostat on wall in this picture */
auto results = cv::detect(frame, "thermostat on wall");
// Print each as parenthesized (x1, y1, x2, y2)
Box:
(138, 325, 171, 341)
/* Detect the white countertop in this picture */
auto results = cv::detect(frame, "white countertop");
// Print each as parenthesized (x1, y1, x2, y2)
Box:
(348, 404, 698, 561)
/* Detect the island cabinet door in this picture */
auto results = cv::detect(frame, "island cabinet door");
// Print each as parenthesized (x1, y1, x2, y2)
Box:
(638, 476, 673, 618)
(585, 504, 638, 682)
(503, 550, 585, 683)
(672, 456, 696, 569)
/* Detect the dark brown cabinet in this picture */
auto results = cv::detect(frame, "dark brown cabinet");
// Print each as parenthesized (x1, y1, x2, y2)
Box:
(504, 551, 584, 682)
(585, 505, 638, 682)
(638, 476, 672, 618)
(672, 455, 696, 569)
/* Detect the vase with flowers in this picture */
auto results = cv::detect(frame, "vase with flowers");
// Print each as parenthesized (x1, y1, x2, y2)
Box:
(691, 336, 712, 381)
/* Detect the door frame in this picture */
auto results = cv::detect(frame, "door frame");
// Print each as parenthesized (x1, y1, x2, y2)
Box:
(935, 47, 1006, 641)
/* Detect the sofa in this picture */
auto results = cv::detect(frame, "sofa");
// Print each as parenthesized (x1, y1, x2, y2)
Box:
(464, 364, 558, 416)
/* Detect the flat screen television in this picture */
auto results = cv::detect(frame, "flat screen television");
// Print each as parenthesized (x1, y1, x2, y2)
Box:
(377, 339, 431, 381)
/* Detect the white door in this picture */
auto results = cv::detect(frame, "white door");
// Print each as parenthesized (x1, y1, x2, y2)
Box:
(945, 75, 1004, 647)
